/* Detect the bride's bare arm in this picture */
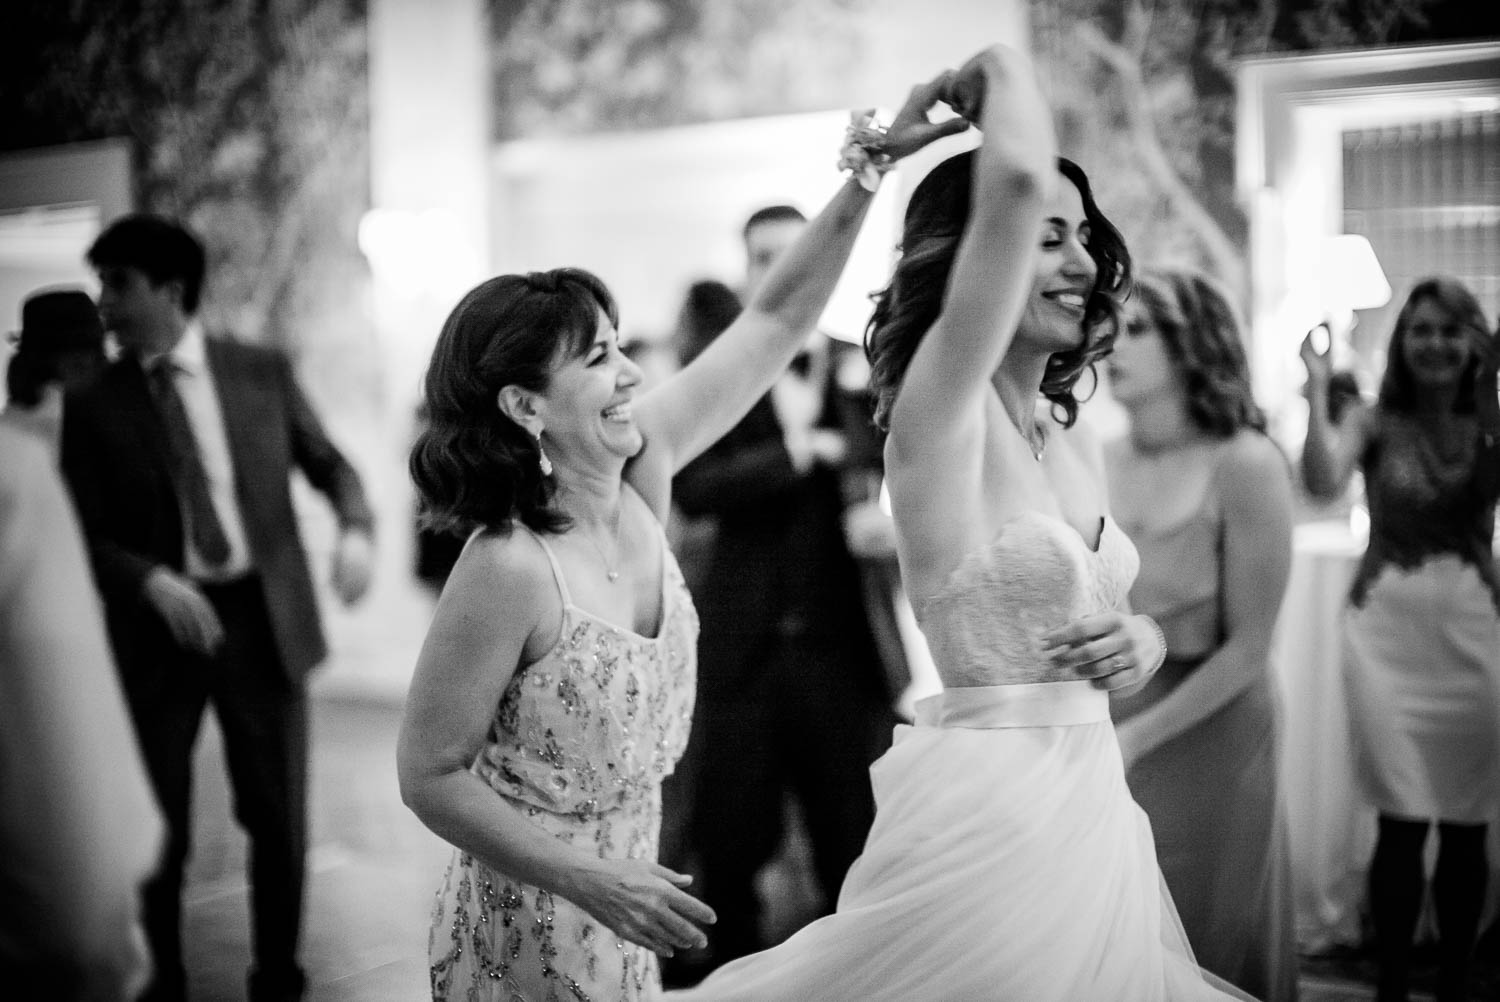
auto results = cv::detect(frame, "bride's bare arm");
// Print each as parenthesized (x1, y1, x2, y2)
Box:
(885, 45, 1055, 590)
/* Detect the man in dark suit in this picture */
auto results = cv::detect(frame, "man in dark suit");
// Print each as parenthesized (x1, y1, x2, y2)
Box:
(669, 205, 903, 975)
(60, 214, 374, 1002)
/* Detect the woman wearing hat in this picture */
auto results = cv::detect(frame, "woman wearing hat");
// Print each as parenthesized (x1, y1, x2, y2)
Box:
(3, 289, 109, 461)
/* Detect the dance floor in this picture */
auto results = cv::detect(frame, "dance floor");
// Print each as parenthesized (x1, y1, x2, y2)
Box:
(174, 688, 1484, 1001)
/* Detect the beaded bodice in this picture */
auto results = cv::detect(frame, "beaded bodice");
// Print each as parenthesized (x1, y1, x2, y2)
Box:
(1354, 411, 1500, 612)
(917, 511, 1138, 688)
(475, 528, 698, 831)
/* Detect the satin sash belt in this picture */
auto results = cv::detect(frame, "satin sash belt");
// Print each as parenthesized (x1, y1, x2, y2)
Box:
(913, 680, 1110, 730)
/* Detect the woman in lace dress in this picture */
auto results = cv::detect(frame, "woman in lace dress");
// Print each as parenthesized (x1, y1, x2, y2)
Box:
(395, 80, 967, 1002)
(670, 45, 1247, 1002)
(1301, 278, 1500, 1002)
(1106, 270, 1299, 1001)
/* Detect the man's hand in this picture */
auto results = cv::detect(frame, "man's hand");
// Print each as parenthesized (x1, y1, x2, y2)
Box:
(331, 529, 374, 606)
(142, 568, 224, 656)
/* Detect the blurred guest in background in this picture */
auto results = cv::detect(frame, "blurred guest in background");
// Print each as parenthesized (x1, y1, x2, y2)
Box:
(397, 86, 966, 1002)
(61, 214, 376, 1002)
(669, 205, 901, 977)
(1105, 269, 1299, 1001)
(672, 279, 742, 371)
(621, 334, 679, 391)
(2, 288, 108, 461)
(1, 424, 163, 1002)
(657, 279, 740, 887)
(1301, 276, 1500, 1002)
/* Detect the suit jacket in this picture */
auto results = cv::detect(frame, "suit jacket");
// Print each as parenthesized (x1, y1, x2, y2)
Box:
(674, 347, 891, 704)
(60, 335, 373, 684)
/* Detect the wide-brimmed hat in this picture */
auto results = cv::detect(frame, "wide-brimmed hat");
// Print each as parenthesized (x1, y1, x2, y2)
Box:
(12, 289, 105, 355)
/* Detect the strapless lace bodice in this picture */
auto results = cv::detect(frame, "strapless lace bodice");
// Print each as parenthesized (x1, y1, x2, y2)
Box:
(916, 511, 1138, 688)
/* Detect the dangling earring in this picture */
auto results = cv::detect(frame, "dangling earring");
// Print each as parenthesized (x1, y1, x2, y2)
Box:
(534, 430, 553, 477)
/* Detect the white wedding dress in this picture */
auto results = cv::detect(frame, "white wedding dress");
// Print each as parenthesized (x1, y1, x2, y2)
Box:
(668, 511, 1254, 1001)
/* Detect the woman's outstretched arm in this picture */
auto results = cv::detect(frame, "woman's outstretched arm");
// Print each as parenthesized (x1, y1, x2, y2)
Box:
(627, 74, 969, 512)
(882, 45, 1055, 596)
(1299, 327, 1371, 499)
(887, 46, 1054, 448)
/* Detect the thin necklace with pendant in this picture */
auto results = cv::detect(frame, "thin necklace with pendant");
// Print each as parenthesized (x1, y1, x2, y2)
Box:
(581, 506, 624, 582)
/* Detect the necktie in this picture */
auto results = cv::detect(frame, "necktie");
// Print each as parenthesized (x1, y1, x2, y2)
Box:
(146, 358, 231, 566)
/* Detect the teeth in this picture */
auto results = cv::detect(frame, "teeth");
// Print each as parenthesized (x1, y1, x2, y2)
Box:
(1052, 293, 1085, 309)
(603, 403, 632, 421)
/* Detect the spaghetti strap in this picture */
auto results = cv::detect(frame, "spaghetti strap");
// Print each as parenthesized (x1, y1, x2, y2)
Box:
(519, 524, 574, 608)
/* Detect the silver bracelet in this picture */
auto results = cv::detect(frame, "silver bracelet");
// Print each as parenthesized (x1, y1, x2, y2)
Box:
(1141, 615, 1167, 675)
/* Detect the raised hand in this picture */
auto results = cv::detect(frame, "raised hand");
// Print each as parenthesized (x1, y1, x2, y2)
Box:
(881, 69, 973, 162)
(943, 44, 1035, 127)
(1040, 611, 1164, 692)
(1299, 324, 1334, 387)
(567, 857, 716, 957)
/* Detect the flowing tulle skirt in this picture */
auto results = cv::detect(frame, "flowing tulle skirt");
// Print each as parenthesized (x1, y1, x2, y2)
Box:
(668, 682, 1251, 1002)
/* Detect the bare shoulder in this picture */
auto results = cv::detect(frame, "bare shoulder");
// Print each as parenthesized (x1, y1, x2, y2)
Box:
(1222, 429, 1290, 478)
(438, 526, 554, 629)
(1217, 431, 1294, 509)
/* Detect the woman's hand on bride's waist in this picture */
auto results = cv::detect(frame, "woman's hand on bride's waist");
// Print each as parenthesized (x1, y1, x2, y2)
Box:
(1039, 611, 1166, 692)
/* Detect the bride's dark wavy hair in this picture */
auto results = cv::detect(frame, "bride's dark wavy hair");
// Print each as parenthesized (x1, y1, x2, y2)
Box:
(864, 153, 1131, 430)
(410, 268, 619, 537)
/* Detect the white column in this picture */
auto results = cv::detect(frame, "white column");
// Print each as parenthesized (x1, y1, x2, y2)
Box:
(320, 0, 490, 697)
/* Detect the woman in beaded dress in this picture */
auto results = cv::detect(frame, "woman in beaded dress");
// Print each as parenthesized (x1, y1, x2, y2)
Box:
(395, 79, 968, 1002)
(1301, 277, 1500, 1002)
(670, 46, 1248, 1002)
(1105, 270, 1299, 1002)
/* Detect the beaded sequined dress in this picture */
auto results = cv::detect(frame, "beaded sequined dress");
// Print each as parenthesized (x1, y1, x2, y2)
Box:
(429, 521, 697, 1002)
(669, 512, 1249, 1002)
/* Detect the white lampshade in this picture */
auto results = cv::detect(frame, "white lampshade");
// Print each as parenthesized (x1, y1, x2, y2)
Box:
(1320, 234, 1392, 313)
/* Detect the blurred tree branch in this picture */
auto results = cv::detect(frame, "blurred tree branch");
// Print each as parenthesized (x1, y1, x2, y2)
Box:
(487, 0, 869, 139)
(1032, 0, 1446, 303)
(1074, 8, 1248, 299)
(1, 0, 373, 388)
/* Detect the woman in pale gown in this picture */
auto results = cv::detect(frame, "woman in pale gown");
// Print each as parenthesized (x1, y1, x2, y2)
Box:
(395, 79, 967, 1002)
(669, 46, 1250, 1002)
(1105, 270, 1299, 1001)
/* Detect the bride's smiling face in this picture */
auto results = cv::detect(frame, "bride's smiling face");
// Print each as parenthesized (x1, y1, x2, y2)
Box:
(1013, 177, 1096, 354)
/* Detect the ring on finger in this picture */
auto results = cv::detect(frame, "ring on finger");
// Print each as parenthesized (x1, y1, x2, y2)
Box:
(1107, 655, 1129, 672)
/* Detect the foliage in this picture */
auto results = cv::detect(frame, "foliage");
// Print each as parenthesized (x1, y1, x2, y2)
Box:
(0, 0, 375, 402)
(488, 0, 870, 139)
(1030, 0, 1443, 297)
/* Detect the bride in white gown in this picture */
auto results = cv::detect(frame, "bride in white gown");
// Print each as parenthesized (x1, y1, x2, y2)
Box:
(669, 45, 1255, 1002)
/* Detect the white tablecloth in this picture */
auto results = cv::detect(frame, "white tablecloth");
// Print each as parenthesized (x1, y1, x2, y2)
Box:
(1272, 521, 1370, 950)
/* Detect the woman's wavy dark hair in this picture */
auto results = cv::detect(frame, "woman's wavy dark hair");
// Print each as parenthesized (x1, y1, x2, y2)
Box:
(864, 153, 1130, 430)
(410, 268, 619, 537)
(1377, 276, 1491, 414)
(1127, 269, 1266, 436)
